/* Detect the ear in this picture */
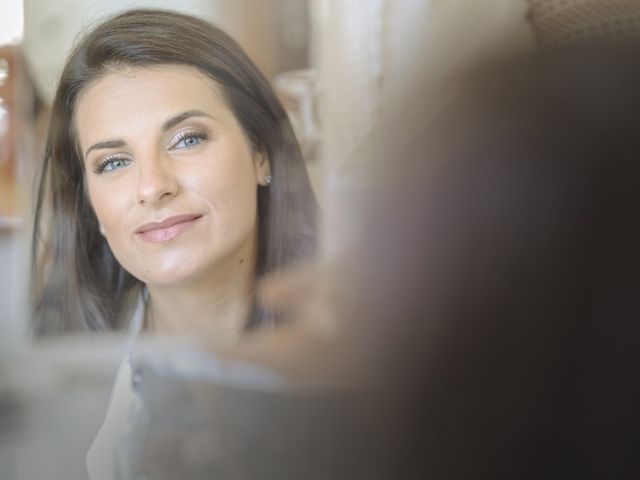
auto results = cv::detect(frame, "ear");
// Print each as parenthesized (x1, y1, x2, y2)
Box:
(254, 150, 271, 186)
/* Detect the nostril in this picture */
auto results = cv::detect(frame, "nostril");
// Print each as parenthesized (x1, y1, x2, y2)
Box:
(135, 164, 179, 205)
(136, 183, 179, 205)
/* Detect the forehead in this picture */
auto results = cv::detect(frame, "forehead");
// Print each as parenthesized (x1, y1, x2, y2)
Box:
(74, 64, 231, 143)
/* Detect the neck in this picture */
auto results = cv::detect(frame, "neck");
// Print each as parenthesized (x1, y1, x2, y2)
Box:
(145, 243, 257, 347)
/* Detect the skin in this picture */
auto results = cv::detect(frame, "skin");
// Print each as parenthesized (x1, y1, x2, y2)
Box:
(75, 65, 270, 343)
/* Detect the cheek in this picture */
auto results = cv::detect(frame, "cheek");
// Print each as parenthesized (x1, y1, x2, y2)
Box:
(189, 152, 259, 223)
(86, 180, 133, 232)
(195, 172, 258, 235)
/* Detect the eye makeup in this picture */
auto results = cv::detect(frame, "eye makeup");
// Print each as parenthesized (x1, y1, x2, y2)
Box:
(90, 128, 210, 175)
(93, 154, 132, 174)
(168, 129, 209, 151)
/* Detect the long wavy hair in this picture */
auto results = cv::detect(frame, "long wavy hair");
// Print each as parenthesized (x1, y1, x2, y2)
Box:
(31, 9, 317, 335)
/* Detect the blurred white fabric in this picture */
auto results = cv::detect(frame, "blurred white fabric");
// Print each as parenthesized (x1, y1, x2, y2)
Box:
(0, 334, 126, 480)
(22, 0, 222, 105)
(0, 229, 27, 354)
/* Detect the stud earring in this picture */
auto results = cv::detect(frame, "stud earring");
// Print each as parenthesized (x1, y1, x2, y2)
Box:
(264, 175, 272, 185)
(99, 224, 106, 236)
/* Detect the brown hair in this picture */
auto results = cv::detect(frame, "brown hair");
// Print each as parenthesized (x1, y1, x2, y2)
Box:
(32, 9, 317, 335)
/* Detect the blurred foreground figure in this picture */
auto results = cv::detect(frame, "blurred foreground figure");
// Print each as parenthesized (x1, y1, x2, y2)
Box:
(116, 41, 640, 479)
(355, 40, 640, 478)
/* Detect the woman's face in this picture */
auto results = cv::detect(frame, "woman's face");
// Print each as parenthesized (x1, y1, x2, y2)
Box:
(75, 65, 270, 288)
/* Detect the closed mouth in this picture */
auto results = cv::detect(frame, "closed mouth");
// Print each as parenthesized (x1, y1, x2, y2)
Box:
(135, 214, 203, 242)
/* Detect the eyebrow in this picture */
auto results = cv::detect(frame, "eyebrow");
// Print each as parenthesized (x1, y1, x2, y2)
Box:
(85, 139, 126, 158)
(162, 110, 211, 131)
(84, 110, 213, 158)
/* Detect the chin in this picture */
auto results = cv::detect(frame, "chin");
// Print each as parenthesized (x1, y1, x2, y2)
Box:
(140, 268, 202, 288)
(120, 257, 200, 288)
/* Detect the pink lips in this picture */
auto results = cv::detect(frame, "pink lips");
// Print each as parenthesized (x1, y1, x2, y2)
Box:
(135, 214, 202, 243)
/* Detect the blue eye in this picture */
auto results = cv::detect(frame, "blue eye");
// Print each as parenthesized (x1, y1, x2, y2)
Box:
(172, 132, 207, 150)
(95, 156, 131, 174)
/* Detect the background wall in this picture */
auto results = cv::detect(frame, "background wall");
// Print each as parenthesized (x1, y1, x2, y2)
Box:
(22, 0, 310, 105)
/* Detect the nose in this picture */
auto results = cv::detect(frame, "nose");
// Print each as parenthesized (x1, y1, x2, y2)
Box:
(135, 153, 179, 206)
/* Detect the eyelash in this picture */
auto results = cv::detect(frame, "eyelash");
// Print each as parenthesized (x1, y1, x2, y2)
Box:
(171, 130, 208, 150)
(94, 155, 130, 174)
(92, 130, 209, 174)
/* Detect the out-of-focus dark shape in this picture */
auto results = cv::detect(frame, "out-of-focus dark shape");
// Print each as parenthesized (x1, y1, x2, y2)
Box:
(353, 40, 640, 479)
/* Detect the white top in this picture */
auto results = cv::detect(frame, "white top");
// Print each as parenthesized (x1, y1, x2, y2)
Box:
(86, 297, 144, 480)
(84, 297, 283, 479)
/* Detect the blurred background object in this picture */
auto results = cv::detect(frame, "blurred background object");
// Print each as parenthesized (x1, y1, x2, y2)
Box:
(273, 69, 320, 160)
(0, 0, 28, 356)
(527, 0, 640, 45)
(0, 46, 22, 224)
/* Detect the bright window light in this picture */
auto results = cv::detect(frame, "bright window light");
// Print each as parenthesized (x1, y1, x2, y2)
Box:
(0, 0, 24, 45)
